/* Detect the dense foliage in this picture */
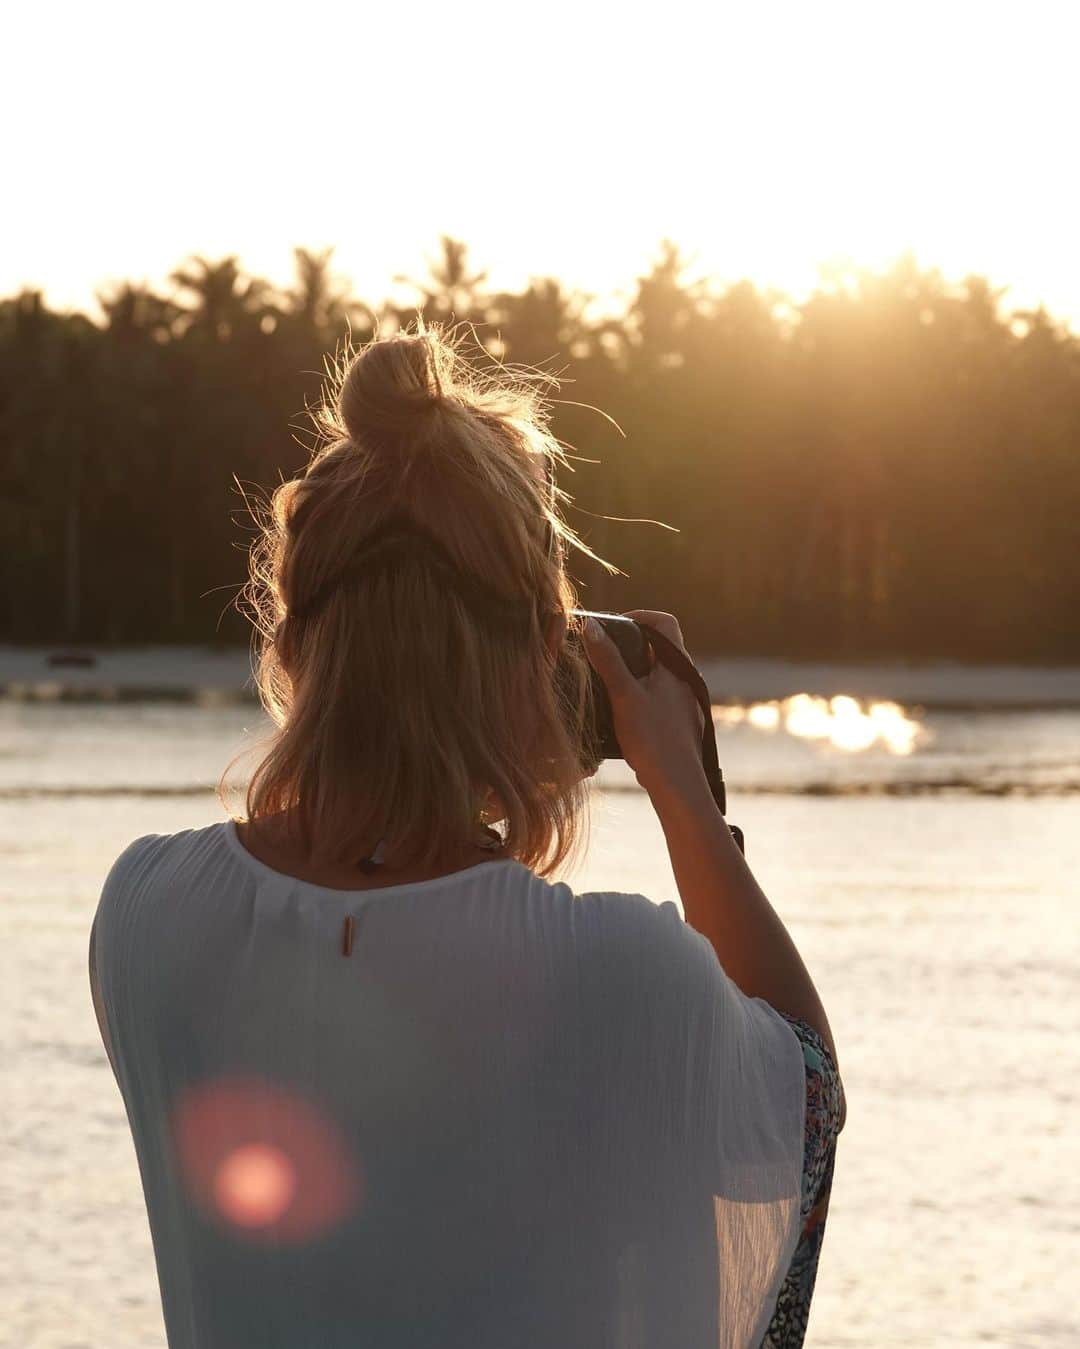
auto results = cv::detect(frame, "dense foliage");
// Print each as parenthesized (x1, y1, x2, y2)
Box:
(4, 240, 1078, 661)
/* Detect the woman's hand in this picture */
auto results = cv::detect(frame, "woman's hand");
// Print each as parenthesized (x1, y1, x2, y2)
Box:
(582, 609, 707, 798)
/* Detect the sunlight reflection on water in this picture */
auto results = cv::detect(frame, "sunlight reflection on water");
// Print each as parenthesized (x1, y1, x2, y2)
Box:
(715, 693, 928, 755)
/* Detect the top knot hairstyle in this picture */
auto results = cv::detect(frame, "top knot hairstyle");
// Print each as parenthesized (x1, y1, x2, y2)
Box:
(221, 320, 622, 878)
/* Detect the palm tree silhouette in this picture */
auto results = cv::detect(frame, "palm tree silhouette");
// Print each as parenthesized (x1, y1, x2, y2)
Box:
(486, 277, 591, 365)
(170, 255, 274, 341)
(394, 235, 489, 324)
(97, 282, 180, 345)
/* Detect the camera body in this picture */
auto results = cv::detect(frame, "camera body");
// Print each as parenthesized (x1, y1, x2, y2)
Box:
(558, 607, 743, 852)
(561, 609, 652, 762)
(559, 608, 744, 853)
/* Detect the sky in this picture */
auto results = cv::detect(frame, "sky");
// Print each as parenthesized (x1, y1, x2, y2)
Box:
(7, 0, 1079, 327)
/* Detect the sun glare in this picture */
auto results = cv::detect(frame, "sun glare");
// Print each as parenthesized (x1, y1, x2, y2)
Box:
(4, 6, 1078, 326)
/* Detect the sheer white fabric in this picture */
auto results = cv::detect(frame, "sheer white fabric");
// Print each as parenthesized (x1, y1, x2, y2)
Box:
(91, 821, 807, 1349)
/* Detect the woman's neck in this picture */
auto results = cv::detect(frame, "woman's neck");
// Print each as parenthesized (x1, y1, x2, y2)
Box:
(235, 811, 506, 891)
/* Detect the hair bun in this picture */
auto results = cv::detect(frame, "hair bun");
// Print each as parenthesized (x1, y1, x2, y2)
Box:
(338, 333, 451, 449)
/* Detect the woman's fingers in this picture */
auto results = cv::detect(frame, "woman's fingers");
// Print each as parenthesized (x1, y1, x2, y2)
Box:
(621, 609, 690, 667)
(581, 617, 639, 700)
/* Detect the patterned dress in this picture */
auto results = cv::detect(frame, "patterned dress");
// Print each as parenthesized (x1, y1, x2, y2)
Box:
(760, 1015, 846, 1348)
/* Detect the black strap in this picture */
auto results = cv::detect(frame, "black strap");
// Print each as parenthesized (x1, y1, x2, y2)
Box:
(634, 622, 745, 856)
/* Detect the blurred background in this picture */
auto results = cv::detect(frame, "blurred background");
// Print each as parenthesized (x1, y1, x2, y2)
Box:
(2, 2, 1077, 1346)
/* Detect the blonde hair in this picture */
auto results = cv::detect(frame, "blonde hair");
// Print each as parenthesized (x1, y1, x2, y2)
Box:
(219, 320, 619, 879)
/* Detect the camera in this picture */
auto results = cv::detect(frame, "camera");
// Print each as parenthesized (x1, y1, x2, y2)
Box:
(559, 608, 745, 854)
(562, 610, 652, 760)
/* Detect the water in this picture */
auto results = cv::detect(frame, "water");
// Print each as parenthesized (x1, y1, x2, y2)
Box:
(2, 697, 1078, 1348)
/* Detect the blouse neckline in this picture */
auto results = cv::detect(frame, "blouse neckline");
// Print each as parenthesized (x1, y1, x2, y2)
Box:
(221, 819, 519, 899)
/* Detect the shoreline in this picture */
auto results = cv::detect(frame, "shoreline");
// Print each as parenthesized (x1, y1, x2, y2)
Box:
(4, 644, 1080, 711)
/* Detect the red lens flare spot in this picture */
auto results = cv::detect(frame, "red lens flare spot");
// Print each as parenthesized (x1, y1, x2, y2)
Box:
(212, 1142, 296, 1229)
(171, 1075, 364, 1245)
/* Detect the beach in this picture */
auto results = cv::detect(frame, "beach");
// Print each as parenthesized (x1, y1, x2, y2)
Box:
(2, 653, 1078, 1346)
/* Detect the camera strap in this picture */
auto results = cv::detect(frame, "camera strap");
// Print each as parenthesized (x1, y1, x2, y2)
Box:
(634, 622, 745, 855)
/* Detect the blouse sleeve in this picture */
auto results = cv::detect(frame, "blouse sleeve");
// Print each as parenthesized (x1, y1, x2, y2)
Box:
(575, 891, 812, 1349)
(757, 1013, 846, 1349)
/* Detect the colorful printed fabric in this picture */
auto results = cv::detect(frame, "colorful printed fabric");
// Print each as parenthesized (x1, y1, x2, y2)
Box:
(759, 1014, 845, 1349)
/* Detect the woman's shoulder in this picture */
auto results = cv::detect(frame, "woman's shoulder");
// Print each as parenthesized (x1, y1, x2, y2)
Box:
(93, 825, 220, 926)
(570, 887, 683, 930)
(98, 825, 206, 883)
(570, 887, 740, 978)
(98, 830, 167, 896)
(568, 888, 726, 1001)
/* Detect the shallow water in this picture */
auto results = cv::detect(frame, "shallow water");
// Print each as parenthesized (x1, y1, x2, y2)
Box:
(2, 699, 1078, 1347)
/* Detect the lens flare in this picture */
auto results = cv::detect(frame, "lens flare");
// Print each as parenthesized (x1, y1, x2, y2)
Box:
(212, 1142, 296, 1229)
(171, 1075, 364, 1245)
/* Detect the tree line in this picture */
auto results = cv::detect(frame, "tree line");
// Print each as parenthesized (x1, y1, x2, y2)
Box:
(3, 239, 1078, 662)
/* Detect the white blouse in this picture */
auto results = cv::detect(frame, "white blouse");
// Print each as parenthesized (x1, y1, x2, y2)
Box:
(90, 819, 806, 1349)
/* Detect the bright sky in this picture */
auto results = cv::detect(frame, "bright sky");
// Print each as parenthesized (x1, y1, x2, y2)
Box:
(8, 0, 1079, 327)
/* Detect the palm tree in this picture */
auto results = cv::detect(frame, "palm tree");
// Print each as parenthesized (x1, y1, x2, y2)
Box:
(97, 281, 181, 344)
(285, 247, 349, 331)
(485, 277, 592, 365)
(280, 246, 374, 353)
(0, 293, 99, 641)
(620, 238, 711, 371)
(394, 235, 489, 324)
(169, 255, 275, 341)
